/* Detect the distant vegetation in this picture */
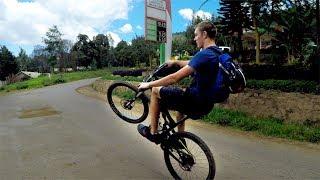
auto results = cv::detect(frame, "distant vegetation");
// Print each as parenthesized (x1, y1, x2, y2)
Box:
(1, 0, 318, 81)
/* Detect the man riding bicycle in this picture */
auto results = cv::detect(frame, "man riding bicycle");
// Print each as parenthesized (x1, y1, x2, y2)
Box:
(138, 21, 230, 143)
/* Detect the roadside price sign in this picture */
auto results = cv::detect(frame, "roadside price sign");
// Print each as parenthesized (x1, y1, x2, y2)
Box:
(145, 0, 167, 43)
(146, 18, 166, 42)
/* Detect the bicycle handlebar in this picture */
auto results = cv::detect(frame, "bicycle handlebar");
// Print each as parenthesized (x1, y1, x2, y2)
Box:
(153, 63, 168, 75)
(142, 63, 169, 83)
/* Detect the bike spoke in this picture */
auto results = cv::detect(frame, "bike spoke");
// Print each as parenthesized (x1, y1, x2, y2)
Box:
(110, 85, 146, 121)
(168, 137, 210, 179)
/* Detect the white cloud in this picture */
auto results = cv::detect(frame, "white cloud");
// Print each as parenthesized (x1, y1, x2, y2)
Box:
(120, 23, 133, 34)
(0, 0, 132, 45)
(195, 10, 212, 20)
(178, 8, 193, 21)
(136, 25, 143, 30)
(107, 31, 121, 47)
(0, 1, 6, 21)
(178, 8, 212, 21)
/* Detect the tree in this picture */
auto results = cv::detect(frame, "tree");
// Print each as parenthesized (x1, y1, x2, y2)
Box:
(218, 0, 252, 60)
(269, 0, 317, 64)
(317, 0, 320, 54)
(71, 34, 93, 68)
(16, 48, 29, 71)
(172, 34, 187, 57)
(114, 40, 131, 67)
(61, 39, 73, 70)
(0, 46, 19, 81)
(131, 36, 157, 67)
(43, 25, 64, 72)
(29, 45, 50, 72)
(92, 34, 110, 68)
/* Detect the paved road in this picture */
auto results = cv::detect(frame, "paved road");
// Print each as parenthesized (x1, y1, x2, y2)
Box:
(0, 79, 319, 179)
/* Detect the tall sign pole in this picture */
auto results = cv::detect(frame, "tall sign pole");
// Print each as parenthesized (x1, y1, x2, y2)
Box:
(164, 0, 172, 63)
(145, 0, 171, 65)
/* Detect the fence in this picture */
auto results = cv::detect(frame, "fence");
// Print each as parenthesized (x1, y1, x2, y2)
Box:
(0, 81, 6, 87)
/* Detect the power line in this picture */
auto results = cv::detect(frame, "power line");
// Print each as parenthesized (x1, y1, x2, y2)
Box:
(198, 0, 211, 11)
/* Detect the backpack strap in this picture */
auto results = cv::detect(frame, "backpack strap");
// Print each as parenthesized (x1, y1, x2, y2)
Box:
(207, 46, 231, 75)
(207, 46, 223, 55)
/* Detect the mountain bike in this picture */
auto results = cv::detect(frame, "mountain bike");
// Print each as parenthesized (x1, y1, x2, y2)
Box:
(107, 64, 216, 179)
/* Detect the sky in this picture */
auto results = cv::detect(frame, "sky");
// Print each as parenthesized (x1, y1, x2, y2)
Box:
(0, 0, 220, 56)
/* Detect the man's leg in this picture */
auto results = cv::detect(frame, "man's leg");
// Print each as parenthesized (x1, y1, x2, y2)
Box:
(149, 87, 162, 134)
(176, 112, 185, 132)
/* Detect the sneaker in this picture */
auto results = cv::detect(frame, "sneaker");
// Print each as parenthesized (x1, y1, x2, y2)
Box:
(137, 124, 160, 144)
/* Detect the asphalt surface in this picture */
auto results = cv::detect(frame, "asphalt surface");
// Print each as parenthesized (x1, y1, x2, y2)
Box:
(0, 78, 319, 179)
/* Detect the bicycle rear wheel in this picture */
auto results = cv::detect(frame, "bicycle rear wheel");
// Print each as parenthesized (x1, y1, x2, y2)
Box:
(107, 81, 149, 123)
(163, 131, 216, 180)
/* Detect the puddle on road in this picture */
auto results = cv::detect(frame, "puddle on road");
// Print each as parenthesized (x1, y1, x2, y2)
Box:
(19, 106, 60, 119)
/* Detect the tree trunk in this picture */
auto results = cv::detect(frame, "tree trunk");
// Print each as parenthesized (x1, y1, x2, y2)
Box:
(149, 54, 152, 68)
(238, 29, 243, 61)
(253, 17, 261, 64)
(317, 0, 320, 54)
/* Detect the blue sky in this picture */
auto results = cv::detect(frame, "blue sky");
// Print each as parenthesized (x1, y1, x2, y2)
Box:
(0, 0, 220, 56)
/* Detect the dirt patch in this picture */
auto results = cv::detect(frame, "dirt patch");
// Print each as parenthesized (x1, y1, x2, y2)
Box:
(76, 85, 107, 101)
(19, 107, 60, 119)
(217, 89, 320, 126)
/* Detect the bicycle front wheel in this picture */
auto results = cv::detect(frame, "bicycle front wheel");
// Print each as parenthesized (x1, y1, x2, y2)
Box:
(163, 131, 216, 180)
(107, 81, 149, 123)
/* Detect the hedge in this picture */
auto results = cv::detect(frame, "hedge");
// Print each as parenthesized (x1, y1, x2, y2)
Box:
(241, 64, 319, 82)
(246, 79, 320, 94)
(112, 69, 145, 77)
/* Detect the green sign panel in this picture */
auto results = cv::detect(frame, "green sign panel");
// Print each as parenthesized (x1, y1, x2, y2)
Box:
(146, 18, 166, 43)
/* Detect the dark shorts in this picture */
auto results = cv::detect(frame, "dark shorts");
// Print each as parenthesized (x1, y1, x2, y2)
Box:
(159, 86, 214, 119)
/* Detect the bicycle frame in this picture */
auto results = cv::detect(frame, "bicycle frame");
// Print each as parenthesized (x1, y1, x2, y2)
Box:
(159, 109, 189, 135)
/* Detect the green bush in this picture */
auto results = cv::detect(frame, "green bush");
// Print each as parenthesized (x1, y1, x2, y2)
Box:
(242, 64, 316, 81)
(42, 79, 55, 86)
(15, 83, 28, 90)
(53, 77, 66, 84)
(247, 79, 320, 94)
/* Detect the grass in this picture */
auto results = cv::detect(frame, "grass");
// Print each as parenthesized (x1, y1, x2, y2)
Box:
(0, 69, 113, 94)
(203, 108, 320, 143)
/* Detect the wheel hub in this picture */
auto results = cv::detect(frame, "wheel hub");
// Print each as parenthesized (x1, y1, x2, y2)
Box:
(121, 99, 134, 110)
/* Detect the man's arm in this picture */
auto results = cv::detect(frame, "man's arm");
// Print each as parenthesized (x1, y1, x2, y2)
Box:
(167, 60, 189, 68)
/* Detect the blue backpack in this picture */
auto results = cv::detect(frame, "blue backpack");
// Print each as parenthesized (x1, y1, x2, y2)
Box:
(209, 46, 246, 94)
